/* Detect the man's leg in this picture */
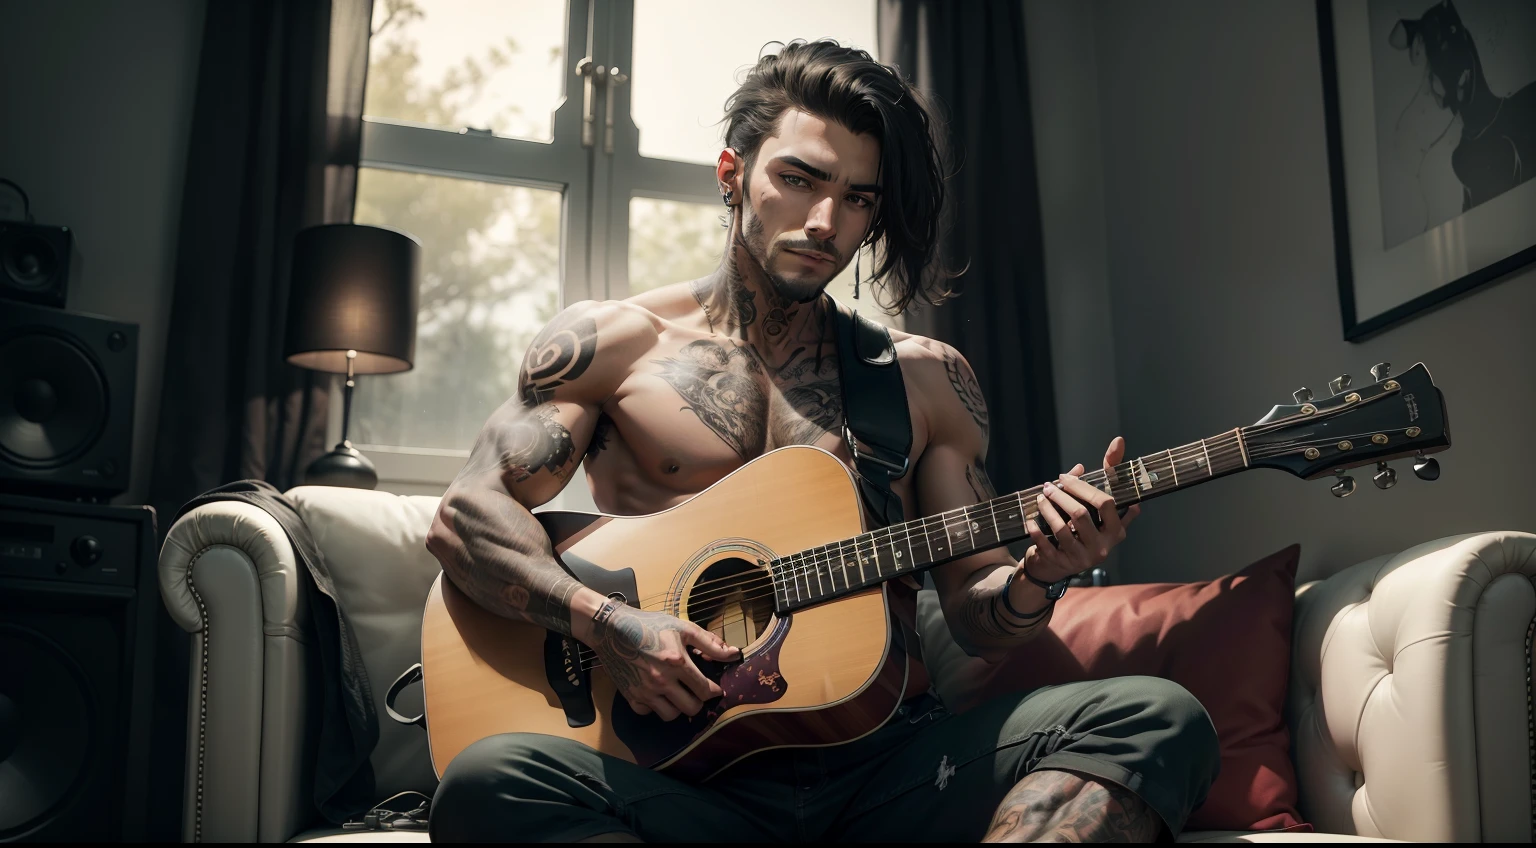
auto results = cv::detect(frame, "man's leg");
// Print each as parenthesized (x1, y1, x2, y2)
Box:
(981, 769, 1161, 842)
(430, 733, 785, 843)
(830, 676, 1220, 843)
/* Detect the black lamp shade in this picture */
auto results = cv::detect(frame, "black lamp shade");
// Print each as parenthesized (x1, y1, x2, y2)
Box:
(284, 224, 420, 374)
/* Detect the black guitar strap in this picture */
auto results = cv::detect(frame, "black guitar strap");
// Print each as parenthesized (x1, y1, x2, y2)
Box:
(833, 303, 912, 528)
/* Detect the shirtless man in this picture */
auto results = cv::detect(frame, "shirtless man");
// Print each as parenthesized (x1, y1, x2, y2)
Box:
(425, 40, 1218, 843)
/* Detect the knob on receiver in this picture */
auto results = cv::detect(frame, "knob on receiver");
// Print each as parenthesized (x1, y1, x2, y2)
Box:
(69, 535, 102, 566)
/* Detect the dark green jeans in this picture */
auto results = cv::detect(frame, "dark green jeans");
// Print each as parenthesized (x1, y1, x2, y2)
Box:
(430, 675, 1219, 842)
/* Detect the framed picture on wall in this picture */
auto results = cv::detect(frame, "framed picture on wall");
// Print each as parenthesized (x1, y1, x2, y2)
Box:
(1317, 0, 1536, 341)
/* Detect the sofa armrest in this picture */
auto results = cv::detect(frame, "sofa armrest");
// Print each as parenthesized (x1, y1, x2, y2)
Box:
(1290, 531, 1536, 842)
(159, 500, 317, 843)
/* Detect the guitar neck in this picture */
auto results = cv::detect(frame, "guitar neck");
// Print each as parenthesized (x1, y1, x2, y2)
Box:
(773, 428, 1252, 612)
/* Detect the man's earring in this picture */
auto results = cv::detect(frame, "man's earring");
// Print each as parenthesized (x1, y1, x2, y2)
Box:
(853, 249, 862, 299)
(722, 190, 733, 207)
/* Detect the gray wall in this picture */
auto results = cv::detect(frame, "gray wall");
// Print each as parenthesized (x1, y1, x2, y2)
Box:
(0, 0, 206, 507)
(1028, 0, 1536, 585)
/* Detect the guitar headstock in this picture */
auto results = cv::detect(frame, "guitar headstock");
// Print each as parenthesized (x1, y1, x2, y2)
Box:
(1244, 362, 1450, 495)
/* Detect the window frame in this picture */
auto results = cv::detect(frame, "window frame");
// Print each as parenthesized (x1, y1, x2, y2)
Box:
(334, 0, 881, 499)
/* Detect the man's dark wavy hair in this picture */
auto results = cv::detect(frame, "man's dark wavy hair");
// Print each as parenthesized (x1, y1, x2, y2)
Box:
(723, 39, 958, 314)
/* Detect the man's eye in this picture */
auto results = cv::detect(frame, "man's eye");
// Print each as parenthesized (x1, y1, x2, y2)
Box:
(782, 174, 810, 188)
(847, 195, 872, 209)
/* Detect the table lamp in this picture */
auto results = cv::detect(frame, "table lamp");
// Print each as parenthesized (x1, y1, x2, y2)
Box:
(283, 223, 420, 489)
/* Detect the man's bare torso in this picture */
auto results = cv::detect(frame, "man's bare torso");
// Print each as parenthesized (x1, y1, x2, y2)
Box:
(579, 280, 935, 521)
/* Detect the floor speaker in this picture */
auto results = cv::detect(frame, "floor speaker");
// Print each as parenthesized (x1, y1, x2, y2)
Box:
(0, 494, 158, 842)
(0, 302, 137, 501)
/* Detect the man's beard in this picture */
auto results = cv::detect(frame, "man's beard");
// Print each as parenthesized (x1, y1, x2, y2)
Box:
(738, 201, 845, 304)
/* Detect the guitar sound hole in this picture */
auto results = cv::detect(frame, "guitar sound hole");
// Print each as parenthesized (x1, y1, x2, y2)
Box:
(684, 557, 775, 651)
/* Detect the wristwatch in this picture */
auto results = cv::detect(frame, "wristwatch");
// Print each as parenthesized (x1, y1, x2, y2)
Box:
(1021, 567, 1071, 602)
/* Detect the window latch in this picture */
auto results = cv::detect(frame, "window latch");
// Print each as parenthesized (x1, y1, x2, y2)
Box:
(575, 57, 602, 148)
(575, 58, 627, 153)
(603, 66, 627, 154)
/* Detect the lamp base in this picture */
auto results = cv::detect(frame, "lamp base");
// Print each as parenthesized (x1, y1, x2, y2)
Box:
(304, 443, 378, 489)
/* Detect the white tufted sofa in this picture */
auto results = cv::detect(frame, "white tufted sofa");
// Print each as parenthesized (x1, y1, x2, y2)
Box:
(158, 486, 1535, 842)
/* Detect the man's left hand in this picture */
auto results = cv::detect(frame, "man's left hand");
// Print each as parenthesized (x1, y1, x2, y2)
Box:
(1022, 436, 1142, 583)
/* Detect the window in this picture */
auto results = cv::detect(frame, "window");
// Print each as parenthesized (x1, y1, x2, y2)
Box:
(347, 0, 885, 501)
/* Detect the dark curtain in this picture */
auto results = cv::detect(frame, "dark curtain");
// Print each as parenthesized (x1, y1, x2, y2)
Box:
(148, 0, 372, 526)
(143, 0, 373, 838)
(878, 0, 1060, 496)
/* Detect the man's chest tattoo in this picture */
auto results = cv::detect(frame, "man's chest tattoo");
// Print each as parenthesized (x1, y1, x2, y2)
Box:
(651, 340, 844, 459)
(653, 341, 768, 459)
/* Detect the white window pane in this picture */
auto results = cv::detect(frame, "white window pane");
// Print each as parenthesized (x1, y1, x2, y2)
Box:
(628, 197, 725, 294)
(626, 196, 900, 331)
(351, 168, 561, 450)
(630, 0, 878, 165)
(364, 0, 566, 142)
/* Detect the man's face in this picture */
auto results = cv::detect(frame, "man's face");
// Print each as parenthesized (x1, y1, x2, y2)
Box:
(735, 110, 881, 303)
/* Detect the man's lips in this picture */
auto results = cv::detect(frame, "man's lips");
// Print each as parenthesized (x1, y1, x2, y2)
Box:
(787, 248, 836, 264)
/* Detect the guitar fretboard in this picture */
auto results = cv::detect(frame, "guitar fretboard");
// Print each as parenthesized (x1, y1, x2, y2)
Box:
(770, 429, 1250, 612)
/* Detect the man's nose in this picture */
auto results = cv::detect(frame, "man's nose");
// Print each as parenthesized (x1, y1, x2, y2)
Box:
(804, 196, 838, 241)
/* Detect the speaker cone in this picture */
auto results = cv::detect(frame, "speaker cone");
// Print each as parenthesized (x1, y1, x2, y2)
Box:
(0, 332, 107, 468)
(1, 235, 59, 291)
(0, 624, 94, 840)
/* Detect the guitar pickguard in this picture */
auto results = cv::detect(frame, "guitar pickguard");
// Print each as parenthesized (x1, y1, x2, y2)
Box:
(610, 613, 792, 766)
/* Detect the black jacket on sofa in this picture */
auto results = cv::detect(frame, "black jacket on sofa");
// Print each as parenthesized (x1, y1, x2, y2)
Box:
(175, 479, 378, 824)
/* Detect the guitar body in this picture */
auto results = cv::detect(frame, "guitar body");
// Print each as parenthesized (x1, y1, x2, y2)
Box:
(420, 445, 908, 782)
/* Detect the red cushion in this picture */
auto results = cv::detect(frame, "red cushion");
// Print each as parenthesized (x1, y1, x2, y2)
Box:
(957, 545, 1304, 832)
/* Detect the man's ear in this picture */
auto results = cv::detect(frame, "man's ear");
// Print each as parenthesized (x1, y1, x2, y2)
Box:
(716, 147, 746, 203)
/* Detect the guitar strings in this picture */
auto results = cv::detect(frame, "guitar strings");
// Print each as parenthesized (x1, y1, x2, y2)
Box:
(615, 428, 1393, 617)
(598, 401, 1405, 612)
(633, 437, 1251, 611)
(559, 408, 1415, 672)
(751, 425, 1402, 599)
(630, 435, 1253, 610)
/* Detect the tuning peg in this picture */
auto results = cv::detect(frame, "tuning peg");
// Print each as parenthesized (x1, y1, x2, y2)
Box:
(1328, 374, 1353, 396)
(1413, 453, 1441, 481)
(1373, 461, 1397, 489)
(1330, 474, 1357, 498)
(1293, 387, 1313, 403)
(1370, 362, 1391, 381)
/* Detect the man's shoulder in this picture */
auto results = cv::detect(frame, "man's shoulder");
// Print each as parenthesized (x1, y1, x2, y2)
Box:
(888, 328, 987, 446)
(890, 328, 969, 386)
(552, 298, 664, 347)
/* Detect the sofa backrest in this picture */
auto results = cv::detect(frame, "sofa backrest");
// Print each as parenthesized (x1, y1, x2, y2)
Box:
(288, 486, 444, 800)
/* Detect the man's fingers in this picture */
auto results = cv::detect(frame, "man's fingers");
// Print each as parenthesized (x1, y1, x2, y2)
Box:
(684, 623, 740, 661)
(1057, 473, 1114, 510)
(1036, 491, 1070, 536)
(678, 655, 724, 701)
(662, 683, 704, 718)
(629, 698, 653, 716)
(1105, 436, 1127, 467)
(1122, 504, 1142, 528)
(647, 697, 681, 722)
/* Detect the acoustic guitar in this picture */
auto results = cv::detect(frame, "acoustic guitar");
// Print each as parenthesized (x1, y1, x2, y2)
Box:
(419, 362, 1449, 781)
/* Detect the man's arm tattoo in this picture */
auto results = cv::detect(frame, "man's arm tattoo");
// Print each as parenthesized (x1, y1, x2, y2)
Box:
(434, 487, 582, 634)
(520, 313, 598, 406)
(955, 578, 1053, 650)
(943, 348, 989, 438)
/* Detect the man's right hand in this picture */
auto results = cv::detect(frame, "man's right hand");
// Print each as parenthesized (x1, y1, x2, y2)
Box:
(589, 604, 741, 721)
